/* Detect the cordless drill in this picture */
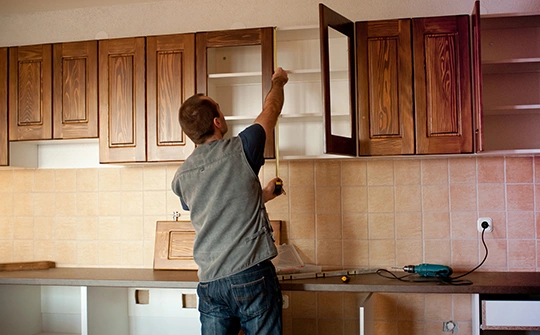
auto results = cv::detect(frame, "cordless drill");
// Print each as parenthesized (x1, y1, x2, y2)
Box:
(402, 263, 453, 278)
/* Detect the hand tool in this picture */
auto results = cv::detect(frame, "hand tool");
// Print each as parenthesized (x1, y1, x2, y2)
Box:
(273, 29, 283, 196)
(401, 263, 453, 278)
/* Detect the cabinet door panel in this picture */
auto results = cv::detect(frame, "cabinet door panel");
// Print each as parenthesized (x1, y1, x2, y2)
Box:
(413, 16, 473, 154)
(99, 38, 146, 163)
(53, 41, 98, 139)
(471, 0, 484, 152)
(319, 4, 357, 156)
(357, 19, 414, 155)
(0, 48, 7, 166)
(9, 44, 52, 141)
(146, 34, 195, 162)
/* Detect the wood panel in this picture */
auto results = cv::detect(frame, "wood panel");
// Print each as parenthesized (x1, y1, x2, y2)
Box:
(9, 44, 52, 141)
(357, 19, 414, 155)
(0, 48, 7, 166)
(53, 41, 98, 139)
(472, 1, 484, 152)
(319, 3, 357, 156)
(99, 37, 146, 163)
(195, 27, 275, 158)
(413, 15, 473, 154)
(146, 33, 195, 162)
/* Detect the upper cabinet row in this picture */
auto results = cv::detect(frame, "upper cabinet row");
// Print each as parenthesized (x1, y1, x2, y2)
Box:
(3, 28, 274, 165)
(2, 2, 539, 166)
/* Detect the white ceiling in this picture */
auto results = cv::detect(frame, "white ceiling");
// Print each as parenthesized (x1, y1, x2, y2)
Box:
(0, 0, 171, 15)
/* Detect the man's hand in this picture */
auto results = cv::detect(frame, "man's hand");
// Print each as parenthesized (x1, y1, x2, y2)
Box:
(263, 177, 284, 203)
(272, 67, 288, 87)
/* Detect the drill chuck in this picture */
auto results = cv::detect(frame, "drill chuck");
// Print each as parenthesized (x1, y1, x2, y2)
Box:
(403, 263, 453, 278)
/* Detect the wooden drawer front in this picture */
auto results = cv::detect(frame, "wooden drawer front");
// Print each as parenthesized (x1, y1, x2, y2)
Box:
(482, 300, 540, 330)
(154, 221, 197, 270)
(154, 220, 281, 270)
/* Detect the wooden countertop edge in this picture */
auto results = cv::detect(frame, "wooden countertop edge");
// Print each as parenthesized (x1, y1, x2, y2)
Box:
(0, 268, 538, 294)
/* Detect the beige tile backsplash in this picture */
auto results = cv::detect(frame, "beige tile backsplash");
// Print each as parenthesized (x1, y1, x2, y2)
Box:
(1, 155, 539, 335)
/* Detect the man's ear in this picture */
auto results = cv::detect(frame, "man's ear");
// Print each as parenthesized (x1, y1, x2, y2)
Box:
(213, 117, 222, 129)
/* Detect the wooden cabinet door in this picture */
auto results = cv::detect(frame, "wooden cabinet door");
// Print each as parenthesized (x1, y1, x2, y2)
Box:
(99, 37, 146, 163)
(146, 34, 196, 162)
(320, 3, 357, 156)
(9, 44, 52, 141)
(0, 48, 7, 166)
(195, 27, 275, 158)
(413, 15, 473, 154)
(53, 41, 98, 139)
(356, 19, 414, 155)
(471, 0, 484, 153)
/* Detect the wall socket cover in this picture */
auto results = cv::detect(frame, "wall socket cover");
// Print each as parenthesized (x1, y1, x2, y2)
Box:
(477, 217, 493, 233)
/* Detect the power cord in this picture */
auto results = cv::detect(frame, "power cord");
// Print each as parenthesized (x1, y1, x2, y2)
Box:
(376, 225, 489, 286)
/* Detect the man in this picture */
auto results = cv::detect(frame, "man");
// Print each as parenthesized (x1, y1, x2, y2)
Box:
(171, 67, 289, 335)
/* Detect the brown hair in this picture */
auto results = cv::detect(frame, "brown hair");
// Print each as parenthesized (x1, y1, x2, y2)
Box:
(179, 94, 220, 144)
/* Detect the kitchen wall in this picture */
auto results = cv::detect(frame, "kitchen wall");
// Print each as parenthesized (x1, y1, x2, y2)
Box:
(2, 1, 540, 334)
(1, 154, 539, 334)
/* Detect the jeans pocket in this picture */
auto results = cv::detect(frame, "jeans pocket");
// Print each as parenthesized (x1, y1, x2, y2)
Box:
(197, 283, 217, 314)
(231, 276, 269, 317)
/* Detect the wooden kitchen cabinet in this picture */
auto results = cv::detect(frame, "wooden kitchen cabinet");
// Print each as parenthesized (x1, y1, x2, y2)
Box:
(146, 33, 196, 162)
(8, 44, 53, 141)
(475, 13, 540, 153)
(53, 40, 98, 139)
(321, 4, 473, 156)
(99, 37, 146, 163)
(99, 34, 196, 163)
(0, 47, 7, 166)
(9, 41, 98, 142)
(195, 27, 275, 158)
(413, 15, 473, 154)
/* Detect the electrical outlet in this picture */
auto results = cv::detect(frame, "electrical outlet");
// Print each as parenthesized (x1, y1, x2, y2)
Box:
(477, 217, 493, 233)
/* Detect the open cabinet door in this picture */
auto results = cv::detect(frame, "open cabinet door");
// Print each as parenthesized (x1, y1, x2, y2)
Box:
(319, 3, 357, 156)
(472, 0, 484, 152)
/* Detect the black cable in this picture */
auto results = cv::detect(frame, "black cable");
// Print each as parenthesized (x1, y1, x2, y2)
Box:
(376, 227, 489, 286)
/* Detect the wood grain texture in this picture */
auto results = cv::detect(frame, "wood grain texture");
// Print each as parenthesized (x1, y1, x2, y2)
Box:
(357, 18, 414, 155)
(98, 37, 146, 163)
(472, 1, 484, 153)
(0, 48, 7, 166)
(413, 15, 473, 154)
(0, 261, 55, 272)
(146, 33, 196, 162)
(53, 40, 98, 139)
(9, 44, 52, 141)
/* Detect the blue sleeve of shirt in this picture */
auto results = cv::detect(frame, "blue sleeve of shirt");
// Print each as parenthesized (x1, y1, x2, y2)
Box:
(238, 123, 266, 175)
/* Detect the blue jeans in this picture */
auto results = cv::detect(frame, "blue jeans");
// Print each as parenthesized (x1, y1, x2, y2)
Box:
(197, 260, 282, 335)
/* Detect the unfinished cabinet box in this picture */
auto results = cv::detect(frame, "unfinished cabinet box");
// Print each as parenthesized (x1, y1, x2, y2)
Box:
(195, 27, 275, 158)
(87, 287, 200, 335)
(0, 285, 85, 335)
(476, 14, 540, 153)
(473, 294, 540, 334)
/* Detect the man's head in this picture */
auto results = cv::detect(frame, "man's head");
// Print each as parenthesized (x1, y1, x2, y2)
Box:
(179, 94, 228, 144)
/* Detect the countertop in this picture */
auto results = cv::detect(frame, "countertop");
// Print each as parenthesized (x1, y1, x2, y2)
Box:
(0, 268, 539, 294)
